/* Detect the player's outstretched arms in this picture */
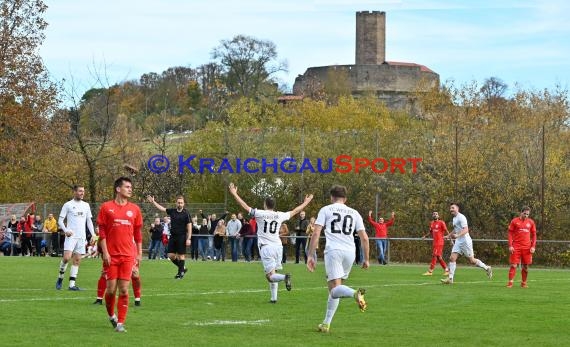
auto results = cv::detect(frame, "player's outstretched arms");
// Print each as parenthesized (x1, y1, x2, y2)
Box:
(228, 183, 252, 213)
(289, 194, 314, 218)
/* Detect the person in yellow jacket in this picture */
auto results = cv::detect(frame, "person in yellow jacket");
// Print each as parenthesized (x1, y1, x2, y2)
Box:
(43, 213, 59, 256)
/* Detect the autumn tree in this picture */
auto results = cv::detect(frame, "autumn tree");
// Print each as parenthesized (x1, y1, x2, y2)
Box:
(0, 0, 59, 201)
(211, 35, 287, 99)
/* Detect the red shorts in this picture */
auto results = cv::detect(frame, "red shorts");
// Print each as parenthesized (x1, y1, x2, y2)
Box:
(510, 248, 532, 265)
(104, 255, 135, 281)
(432, 244, 444, 257)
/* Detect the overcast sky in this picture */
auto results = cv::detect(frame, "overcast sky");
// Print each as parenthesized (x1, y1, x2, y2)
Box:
(41, 0, 570, 97)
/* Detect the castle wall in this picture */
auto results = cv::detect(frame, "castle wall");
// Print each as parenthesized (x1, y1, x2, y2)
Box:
(293, 64, 439, 95)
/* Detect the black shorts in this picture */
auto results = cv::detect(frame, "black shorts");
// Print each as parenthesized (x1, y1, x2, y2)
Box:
(167, 234, 187, 255)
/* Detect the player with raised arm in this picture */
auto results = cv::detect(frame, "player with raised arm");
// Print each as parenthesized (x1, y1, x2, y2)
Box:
(507, 206, 537, 288)
(98, 177, 143, 333)
(306, 185, 370, 333)
(55, 185, 95, 291)
(228, 182, 313, 303)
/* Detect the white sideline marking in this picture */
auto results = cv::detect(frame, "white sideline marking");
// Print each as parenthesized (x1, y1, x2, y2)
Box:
(2, 277, 570, 303)
(190, 319, 270, 326)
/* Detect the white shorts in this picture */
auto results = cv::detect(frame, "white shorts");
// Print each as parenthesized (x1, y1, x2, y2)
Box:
(63, 237, 86, 255)
(452, 239, 474, 258)
(324, 249, 355, 281)
(259, 244, 283, 274)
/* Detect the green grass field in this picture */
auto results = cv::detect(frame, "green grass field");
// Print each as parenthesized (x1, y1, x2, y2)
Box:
(1, 257, 568, 347)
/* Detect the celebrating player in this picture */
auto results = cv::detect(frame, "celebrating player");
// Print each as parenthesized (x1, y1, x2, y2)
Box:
(507, 206, 537, 288)
(55, 185, 95, 291)
(422, 211, 450, 276)
(228, 182, 313, 303)
(306, 185, 370, 333)
(98, 177, 143, 333)
(441, 203, 492, 284)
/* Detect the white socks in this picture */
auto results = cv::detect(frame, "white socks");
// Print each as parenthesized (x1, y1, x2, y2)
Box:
(475, 259, 489, 270)
(449, 262, 456, 280)
(330, 285, 356, 299)
(269, 282, 278, 301)
(269, 273, 285, 282)
(323, 295, 340, 324)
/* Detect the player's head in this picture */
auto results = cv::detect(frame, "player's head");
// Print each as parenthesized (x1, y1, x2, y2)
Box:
(72, 185, 85, 201)
(329, 185, 347, 203)
(432, 211, 440, 220)
(176, 195, 185, 211)
(520, 206, 531, 219)
(264, 197, 276, 210)
(449, 203, 460, 216)
(113, 176, 132, 199)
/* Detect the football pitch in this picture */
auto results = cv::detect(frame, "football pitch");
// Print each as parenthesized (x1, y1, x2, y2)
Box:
(1, 257, 568, 347)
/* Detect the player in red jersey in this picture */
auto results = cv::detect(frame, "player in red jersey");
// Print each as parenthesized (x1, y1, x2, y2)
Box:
(97, 177, 143, 333)
(507, 206, 537, 288)
(93, 228, 142, 306)
(422, 211, 450, 276)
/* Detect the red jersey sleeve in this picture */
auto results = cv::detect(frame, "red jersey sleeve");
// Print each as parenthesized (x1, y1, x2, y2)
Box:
(96, 203, 110, 240)
(507, 219, 515, 247)
(132, 204, 143, 244)
(530, 220, 537, 248)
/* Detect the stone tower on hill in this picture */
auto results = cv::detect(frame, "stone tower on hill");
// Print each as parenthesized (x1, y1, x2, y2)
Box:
(293, 11, 439, 110)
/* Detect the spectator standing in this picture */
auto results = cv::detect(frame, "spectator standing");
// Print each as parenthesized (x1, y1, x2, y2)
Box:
(226, 214, 242, 262)
(43, 213, 59, 256)
(294, 211, 310, 264)
(148, 217, 163, 260)
(368, 210, 395, 265)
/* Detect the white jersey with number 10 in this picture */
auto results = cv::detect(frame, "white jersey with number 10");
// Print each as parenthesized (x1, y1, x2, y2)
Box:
(250, 209, 291, 247)
(316, 203, 364, 253)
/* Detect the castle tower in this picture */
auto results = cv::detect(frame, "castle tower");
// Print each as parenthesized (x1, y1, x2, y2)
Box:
(355, 11, 386, 65)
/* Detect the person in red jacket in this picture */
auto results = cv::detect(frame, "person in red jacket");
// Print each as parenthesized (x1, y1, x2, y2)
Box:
(368, 210, 395, 265)
(98, 177, 143, 333)
(507, 206, 537, 288)
(17, 214, 34, 256)
(422, 211, 450, 276)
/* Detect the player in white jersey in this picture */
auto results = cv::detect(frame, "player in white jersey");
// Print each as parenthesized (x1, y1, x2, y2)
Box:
(441, 203, 492, 284)
(228, 183, 313, 303)
(307, 185, 370, 333)
(55, 185, 95, 291)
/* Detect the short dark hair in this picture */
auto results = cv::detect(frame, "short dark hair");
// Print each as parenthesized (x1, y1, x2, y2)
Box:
(114, 176, 132, 191)
(521, 206, 531, 212)
(72, 185, 84, 191)
(176, 195, 185, 201)
(330, 185, 347, 198)
(264, 197, 276, 209)
(449, 202, 461, 209)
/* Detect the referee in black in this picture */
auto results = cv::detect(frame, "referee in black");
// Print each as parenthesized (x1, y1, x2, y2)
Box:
(147, 195, 192, 279)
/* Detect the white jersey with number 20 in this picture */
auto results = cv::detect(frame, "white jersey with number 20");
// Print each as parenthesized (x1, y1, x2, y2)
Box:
(250, 209, 291, 247)
(316, 202, 364, 253)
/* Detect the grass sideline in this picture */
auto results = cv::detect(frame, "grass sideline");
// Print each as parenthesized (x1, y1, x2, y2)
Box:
(1, 257, 568, 346)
